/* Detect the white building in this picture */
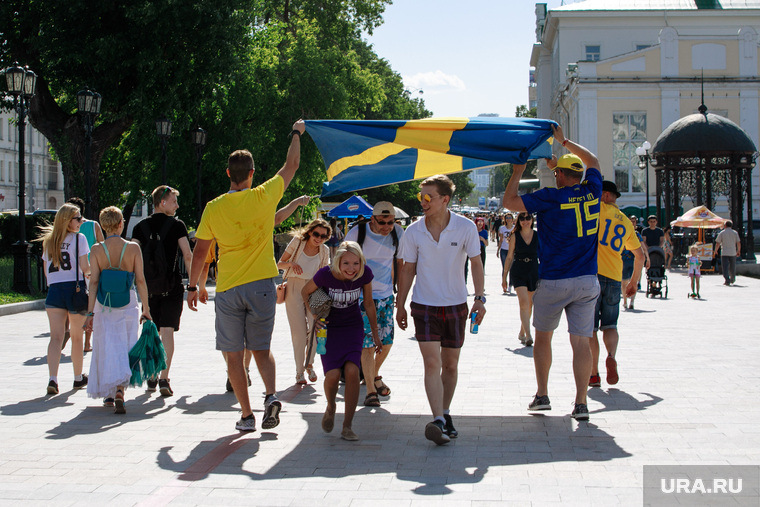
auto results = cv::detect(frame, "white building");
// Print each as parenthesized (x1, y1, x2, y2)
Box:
(530, 0, 760, 217)
(0, 111, 65, 211)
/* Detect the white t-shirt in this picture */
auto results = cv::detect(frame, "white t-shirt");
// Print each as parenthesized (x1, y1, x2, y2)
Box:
(282, 238, 329, 280)
(345, 222, 404, 299)
(42, 232, 90, 285)
(498, 224, 514, 250)
(398, 211, 480, 306)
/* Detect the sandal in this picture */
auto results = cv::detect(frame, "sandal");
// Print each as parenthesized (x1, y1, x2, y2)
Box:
(364, 392, 381, 407)
(374, 376, 391, 397)
(103, 398, 115, 407)
(306, 364, 318, 383)
(114, 390, 126, 414)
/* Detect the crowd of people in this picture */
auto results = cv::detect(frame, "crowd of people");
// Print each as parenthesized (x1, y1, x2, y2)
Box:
(37, 121, 741, 446)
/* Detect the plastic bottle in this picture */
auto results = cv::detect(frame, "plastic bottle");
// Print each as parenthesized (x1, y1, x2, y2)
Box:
(316, 319, 327, 354)
(470, 312, 479, 334)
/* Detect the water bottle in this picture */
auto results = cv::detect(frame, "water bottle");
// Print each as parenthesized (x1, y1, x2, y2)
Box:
(316, 319, 327, 354)
(470, 312, 479, 334)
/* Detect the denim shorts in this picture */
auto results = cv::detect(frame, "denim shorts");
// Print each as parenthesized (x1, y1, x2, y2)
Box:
(214, 278, 276, 352)
(594, 274, 621, 332)
(361, 294, 395, 348)
(532, 275, 600, 338)
(45, 280, 88, 314)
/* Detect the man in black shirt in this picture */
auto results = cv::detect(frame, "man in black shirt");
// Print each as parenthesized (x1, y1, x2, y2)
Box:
(641, 215, 664, 250)
(132, 185, 193, 397)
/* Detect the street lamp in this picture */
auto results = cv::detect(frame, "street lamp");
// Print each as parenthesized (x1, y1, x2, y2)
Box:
(635, 140, 652, 215)
(76, 88, 102, 219)
(4, 64, 37, 294)
(190, 126, 207, 223)
(155, 116, 172, 184)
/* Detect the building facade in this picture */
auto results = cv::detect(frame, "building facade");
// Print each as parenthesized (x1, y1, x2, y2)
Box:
(0, 111, 65, 212)
(530, 0, 760, 218)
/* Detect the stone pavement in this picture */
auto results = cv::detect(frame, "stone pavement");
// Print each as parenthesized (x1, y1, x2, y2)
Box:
(1, 242, 758, 506)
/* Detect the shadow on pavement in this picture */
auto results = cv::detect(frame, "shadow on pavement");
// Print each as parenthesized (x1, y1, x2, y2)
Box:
(1, 390, 78, 415)
(25, 354, 72, 366)
(587, 387, 663, 414)
(155, 411, 632, 494)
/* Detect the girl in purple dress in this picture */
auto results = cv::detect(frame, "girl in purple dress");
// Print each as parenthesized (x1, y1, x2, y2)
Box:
(302, 241, 381, 441)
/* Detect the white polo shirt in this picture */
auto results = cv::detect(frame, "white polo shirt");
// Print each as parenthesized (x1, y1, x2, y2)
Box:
(398, 211, 480, 307)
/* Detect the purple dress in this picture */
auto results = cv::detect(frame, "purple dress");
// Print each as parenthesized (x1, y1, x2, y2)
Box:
(312, 265, 374, 373)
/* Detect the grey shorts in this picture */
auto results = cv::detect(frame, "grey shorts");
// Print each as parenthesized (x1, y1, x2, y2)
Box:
(214, 278, 276, 352)
(532, 275, 600, 338)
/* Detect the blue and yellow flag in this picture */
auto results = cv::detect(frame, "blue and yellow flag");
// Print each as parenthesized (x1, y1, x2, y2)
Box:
(305, 117, 556, 197)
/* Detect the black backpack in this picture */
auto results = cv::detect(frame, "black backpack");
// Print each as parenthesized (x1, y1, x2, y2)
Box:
(356, 222, 399, 293)
(139, 218, 178, 296)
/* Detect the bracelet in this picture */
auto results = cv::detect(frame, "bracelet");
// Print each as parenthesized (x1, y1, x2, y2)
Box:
(290, 129, 302, 138)
(561, 139, 569, 147)
(86, 312, 94, 317)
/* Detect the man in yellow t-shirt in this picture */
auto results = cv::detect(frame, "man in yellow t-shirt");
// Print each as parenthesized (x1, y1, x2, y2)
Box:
(187, 120, 305, 433)
(590, 180, 645, 388)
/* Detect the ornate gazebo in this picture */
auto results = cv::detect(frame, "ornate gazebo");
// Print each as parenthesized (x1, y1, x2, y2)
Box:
(651, 105, 757, 260)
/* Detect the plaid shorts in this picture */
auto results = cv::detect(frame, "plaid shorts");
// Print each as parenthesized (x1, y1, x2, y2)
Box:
(410, 302, 468, 349)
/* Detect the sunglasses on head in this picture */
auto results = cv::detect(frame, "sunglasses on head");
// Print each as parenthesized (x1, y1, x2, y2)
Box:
(160, 186, 173, 200)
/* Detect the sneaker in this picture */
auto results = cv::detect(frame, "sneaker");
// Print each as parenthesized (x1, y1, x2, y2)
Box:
(589, 374, 601, 387)
(606, 356, 619, 385)
(571, 403, 589, 421)
(262, 399, 281, 430)
(158, 379, 174, 397)
(225, 377, 234, 392)
(47, 380, 59, 395)
(296, 373, 307, 385)
(146, 378, 158, 392)
(340, 428, 359, 441)
(235, 414, 256, 432)
(443, 414, 458, 439)
(524, 335, 533, 347)
(528, 394, 551, 411)
(73, 374, 88, 390)
(424, 420, 451, 445)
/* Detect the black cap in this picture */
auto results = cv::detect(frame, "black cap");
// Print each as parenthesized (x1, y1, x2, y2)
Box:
(602, 180, 621, 198)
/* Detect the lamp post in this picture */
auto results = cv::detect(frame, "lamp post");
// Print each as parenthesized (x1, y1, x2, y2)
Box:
(190, 126, 207, 223)
(4, 64, 37, 294)
(76, 88, 102, 219)
(635, 140, 652, 215)
(155, 116, 172, 184)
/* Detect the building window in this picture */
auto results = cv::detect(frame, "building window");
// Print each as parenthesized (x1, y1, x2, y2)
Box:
(585, 45, 601, 61)
(0, 120, 3, 140)
(8, 120, 13, 142)
(613, 113, 647, 193)
(0, 160, 4, 182)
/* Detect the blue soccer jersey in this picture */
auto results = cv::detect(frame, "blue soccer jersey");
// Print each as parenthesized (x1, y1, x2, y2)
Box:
(521, 167, 602, 280)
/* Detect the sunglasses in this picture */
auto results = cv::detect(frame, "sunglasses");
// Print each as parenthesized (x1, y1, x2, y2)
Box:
(160, 186, 173, 200)
(417, 192, 441, 203)
(72, 215, 84, 222)
(374, 218, 394, 226)
(311, 232, 330, 240)
(519, 216, 532, 221)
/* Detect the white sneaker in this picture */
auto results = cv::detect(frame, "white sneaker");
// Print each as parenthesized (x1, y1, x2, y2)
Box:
(235, 415, 256, 432)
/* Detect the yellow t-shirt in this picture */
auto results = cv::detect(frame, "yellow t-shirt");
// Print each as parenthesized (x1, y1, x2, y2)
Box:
(195, 175, 284, 292)
(597, 202, 641, 281)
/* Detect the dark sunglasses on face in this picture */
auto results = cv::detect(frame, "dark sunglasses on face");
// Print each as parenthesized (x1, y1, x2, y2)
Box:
(374, 219, 394, 226)
(311, 232, 330, 240)
(519, 216, 532, 221)
(72, 215, 84, 222)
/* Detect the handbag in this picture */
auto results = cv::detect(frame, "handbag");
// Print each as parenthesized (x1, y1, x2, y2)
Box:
(276, 239, 304, 305)
(308, 287, 332, 319)
(72, 235, 89, 312)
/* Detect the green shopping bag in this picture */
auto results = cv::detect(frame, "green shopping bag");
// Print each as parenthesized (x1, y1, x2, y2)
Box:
(128, 319, 167, 386)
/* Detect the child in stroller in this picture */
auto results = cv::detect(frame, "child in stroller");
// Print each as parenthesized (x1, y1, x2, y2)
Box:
(646, 246, 668, 298)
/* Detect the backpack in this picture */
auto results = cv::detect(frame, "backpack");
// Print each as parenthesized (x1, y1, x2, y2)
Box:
(356, 222, 399, 293)
(96, 242, 136, 309)
(139, 218, 178, 296)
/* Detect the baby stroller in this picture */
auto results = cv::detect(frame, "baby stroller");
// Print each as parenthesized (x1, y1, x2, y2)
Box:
(646, 246, 668, 298)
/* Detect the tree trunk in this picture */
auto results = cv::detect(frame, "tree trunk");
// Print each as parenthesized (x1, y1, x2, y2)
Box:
(27, 76, 131, 217)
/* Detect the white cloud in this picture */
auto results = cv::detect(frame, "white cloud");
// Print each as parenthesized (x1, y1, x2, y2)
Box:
(403, 71, 466, 94)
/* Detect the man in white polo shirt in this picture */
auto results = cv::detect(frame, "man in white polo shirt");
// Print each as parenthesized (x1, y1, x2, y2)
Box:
(396, 174, 486, 446)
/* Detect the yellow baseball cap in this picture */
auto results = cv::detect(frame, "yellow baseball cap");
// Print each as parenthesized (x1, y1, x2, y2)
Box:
(556, 154, 584, 172)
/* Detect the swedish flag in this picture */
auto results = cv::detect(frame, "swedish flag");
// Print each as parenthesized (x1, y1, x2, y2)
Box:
(305, 117, 556, 197)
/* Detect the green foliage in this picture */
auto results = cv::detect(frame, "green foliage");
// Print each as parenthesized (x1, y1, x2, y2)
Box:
(0, 256, 45, 300)
(0, 213, 51, 257)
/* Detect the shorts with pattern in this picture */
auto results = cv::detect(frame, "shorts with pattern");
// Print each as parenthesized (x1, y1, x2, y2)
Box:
(410, 301, 468, 349)
(361, 294, 395, 348)
(532, 275, 600, 338)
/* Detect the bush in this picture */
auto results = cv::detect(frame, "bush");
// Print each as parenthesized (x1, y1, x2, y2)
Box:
(0, 213, 52, 257)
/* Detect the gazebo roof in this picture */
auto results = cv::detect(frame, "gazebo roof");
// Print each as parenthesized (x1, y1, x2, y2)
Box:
(652, 112, 757, 154)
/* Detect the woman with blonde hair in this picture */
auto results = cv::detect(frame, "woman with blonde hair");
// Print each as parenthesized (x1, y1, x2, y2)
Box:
(39, 203, 91, 395)
(277, 218, 331, 385)
(302, 241, 380, 441)
(84, 206, 152, 413)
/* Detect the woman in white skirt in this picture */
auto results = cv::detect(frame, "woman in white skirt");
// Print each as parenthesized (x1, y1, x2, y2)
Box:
(84, 207, 151, 413)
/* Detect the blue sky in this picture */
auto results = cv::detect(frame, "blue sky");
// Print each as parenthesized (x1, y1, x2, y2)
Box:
(366, 0, 565, 118)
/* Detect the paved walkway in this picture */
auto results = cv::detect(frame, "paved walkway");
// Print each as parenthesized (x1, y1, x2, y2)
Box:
(1, 242, 758, 506)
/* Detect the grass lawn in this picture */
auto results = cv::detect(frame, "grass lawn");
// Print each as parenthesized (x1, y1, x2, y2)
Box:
(0, 256, 45, 304)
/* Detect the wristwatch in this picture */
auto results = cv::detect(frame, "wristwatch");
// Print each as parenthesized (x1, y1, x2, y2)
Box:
(186, 285, 198, 292)
(474, 295, 486, 304)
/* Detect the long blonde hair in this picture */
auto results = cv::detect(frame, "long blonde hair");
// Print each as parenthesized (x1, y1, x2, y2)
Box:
(38, 203, 80, 268)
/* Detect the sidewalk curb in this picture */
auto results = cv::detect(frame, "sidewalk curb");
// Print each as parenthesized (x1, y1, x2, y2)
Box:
(0, 298, 45, 316)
